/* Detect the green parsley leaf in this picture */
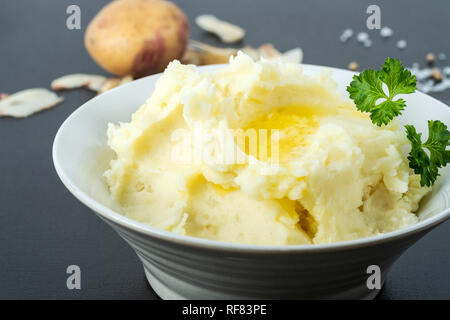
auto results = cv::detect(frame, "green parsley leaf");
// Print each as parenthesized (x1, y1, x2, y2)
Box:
(347, 58, 416, 126)
(406, 120, 450, 187)
(380, 58, 417, 97)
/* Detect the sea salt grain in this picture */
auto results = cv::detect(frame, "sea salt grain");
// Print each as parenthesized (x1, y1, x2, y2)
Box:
(443, 66, 450, 76)
(356, 32, 369, 43)
(417, 79, 434, 93)
(363, 39, 372, 47)
(340, 29, 354, 42)
(396, 40, 407, 50)
(411, 67, 432, 81)
(438, 53, 447, 61)
(412, 63, 450, 94)
(430, 79, 450, 92)
(380, 26, 393, 38)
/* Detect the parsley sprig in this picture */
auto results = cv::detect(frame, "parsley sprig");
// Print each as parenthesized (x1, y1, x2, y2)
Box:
(406, 121, 450, 187)
(347, 58, 416, 126)
(346, 58, 450, 187)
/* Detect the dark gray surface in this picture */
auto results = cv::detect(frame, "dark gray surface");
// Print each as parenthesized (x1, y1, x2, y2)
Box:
(0, 0, 449, 299)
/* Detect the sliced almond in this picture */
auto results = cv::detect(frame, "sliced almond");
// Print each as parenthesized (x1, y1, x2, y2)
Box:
(195, 15, 245, 43)
(256, 45, 303, 64)
(98, 78, 121, 95)
(186, 40, 237, 65)
(240, 46, 261, 61)
(184, 41, 302, 66)
(182, 49, 231, 65)
(0, 88, 63, 118)
(279, 48, 303, 64)
(120, 75, 133, 85)
(182, 49, 203, 65)
(201, 51, 233, 65)
(241, 44, 278, 61)
(98, 75, 133, 95)
(51, 74, 107, 91)
(258, 43, 281, 58)
(189, 40, 237, 56)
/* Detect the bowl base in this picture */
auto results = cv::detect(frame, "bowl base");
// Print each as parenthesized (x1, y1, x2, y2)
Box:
(144, 266, 186, 300)
(143, 264, 382, 300)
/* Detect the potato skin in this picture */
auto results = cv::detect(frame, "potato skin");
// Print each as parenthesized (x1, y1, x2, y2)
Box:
(85, 0, 189, 78)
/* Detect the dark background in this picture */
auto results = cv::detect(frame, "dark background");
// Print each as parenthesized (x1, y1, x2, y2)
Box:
(0, 0, 449, 299)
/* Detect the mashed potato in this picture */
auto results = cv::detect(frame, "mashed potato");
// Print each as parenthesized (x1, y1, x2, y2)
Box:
(105, 52, 429, 245)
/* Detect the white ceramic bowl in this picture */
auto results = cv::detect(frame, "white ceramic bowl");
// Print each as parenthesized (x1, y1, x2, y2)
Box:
(53, 64, 450, 299)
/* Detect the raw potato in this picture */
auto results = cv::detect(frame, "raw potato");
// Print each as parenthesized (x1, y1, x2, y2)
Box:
(0, 89, 63, 118)
(85, 0, 189, 78)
